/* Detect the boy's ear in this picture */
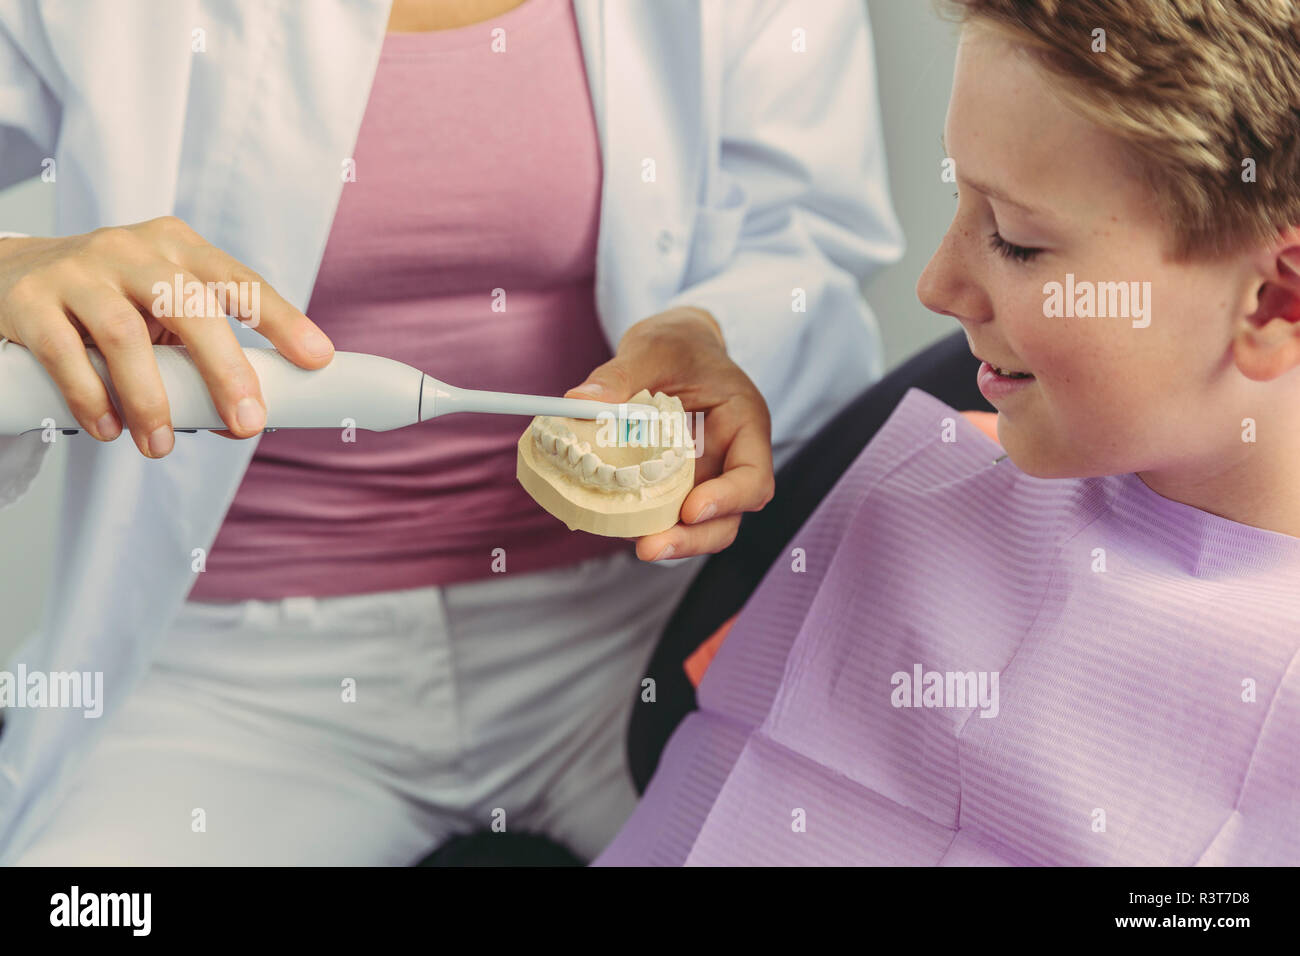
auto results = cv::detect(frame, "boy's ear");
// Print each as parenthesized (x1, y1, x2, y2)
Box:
(1233, 226, 1300, 382)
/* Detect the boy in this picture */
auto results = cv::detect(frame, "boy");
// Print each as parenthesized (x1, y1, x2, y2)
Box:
(597, 0, 1300, 866)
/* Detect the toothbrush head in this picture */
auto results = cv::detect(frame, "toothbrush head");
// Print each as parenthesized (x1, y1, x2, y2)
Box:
(617, 402, 659, 444)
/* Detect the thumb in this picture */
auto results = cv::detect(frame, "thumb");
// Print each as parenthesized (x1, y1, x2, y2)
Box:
(565, 355, 637, 403)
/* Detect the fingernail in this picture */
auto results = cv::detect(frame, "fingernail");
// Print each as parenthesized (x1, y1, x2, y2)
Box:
(1281, 251, 1300, 277)
(303, 330, 333, 357)
(236, 397, 265, 431)
(95, 411, 121, 439)
(572, 382, 604, 397)
(692, 502, 717, 524)
(148, 425, 173, 458)
(652, 544, 676, 562)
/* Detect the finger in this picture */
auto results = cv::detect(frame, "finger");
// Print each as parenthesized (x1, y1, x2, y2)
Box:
(679, 421, 775, 523)
(117, 258, 268, 437)
(12, 308, 122, 441)
(206, 428, 271, 441)
(680, 398, 758, 482)
(178, 242, 333, 368)
(636, 514, 741, 561)
(565, 354, 639, 403)
(565, 331, 684, 403)
(64, 284, 173, 457)
(684, 425, 727, 486)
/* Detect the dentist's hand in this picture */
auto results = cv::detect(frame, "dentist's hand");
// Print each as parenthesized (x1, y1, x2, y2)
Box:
(566, 306, 775, 561)
(0, 217, 334, 457)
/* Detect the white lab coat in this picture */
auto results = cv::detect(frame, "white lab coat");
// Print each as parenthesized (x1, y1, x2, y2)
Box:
(0, 0, 902, 859)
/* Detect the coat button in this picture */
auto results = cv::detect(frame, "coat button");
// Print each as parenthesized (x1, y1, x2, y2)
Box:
(656, 230, 675, 254)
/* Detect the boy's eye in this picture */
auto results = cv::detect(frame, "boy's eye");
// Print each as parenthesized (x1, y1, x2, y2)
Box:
(988, 232, 1041, 264)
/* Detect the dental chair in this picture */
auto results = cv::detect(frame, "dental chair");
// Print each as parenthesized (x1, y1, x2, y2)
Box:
(419, 329, 991, 865)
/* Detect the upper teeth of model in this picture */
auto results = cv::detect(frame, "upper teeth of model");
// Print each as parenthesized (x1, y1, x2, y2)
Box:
(995, 366, 1030, 378)
(531, 391, 694, 491)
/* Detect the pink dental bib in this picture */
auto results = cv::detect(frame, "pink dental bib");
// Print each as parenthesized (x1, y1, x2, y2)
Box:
(597, 388, 1300, 866)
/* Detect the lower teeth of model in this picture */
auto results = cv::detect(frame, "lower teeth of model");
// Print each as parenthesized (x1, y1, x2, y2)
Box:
(531, 396, 693, 490)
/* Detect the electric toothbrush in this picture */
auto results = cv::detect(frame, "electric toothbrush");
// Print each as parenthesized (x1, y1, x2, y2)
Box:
(0, 341, 653, 435)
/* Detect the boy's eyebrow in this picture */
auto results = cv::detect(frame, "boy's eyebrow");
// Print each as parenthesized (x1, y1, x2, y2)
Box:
(941, 133, 1055, 220)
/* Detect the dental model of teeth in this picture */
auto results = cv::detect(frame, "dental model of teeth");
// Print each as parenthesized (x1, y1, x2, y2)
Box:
(516, 389, 696, 537)
(528, 410, 690, 490)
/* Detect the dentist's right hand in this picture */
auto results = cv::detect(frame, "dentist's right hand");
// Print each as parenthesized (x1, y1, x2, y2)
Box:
(0, 216, 334, 457)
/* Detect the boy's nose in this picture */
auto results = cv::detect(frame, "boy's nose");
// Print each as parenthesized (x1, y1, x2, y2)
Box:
(917, 231, 990, 329)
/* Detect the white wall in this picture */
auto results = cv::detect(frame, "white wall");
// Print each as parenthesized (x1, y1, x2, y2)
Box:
(864, 0, 962, 366)
(0, 0, 961, 664)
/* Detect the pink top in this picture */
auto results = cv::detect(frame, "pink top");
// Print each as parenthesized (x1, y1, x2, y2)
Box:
(190, 0, 627, 601)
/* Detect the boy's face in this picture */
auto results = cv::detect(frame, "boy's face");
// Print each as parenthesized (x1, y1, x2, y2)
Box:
(917, 22, 1266, 480)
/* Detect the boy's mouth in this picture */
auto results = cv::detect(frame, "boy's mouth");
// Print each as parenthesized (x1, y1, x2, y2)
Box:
(975, 359, 1036, 403)
(989, 365, 1033, 379)
(973, 352, 1035, 379)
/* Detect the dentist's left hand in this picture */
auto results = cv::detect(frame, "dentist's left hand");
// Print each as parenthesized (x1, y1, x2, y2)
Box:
(565, 306, 775, 561)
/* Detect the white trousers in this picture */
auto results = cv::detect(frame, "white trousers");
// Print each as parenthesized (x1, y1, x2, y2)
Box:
(14, 551, 698, 865)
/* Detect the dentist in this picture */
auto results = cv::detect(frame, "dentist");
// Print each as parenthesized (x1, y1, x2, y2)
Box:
(0, 0, 901, 864)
